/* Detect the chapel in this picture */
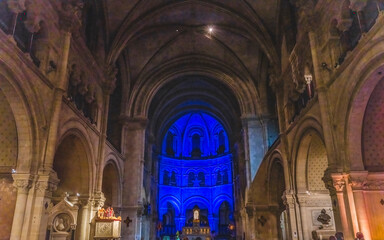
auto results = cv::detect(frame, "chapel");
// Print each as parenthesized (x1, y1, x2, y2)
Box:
(0, 0, 384, 240)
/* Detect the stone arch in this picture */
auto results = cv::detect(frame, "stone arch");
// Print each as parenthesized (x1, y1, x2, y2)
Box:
(107, 0, 279, 68)
(0, 62, 43, 173)
(127, 56, 260, 118)
(267, 158, 286, 208)
(293, 127, 335, 239)
(53, 132, 93, 197)
(102, 160, 121, 208)
(294, 129, 328, 193)
(333, 37, 384, 170)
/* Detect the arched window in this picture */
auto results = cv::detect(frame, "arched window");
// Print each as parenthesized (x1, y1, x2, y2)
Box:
(163, 170, 170, 185)
(170, 171, 176, 186)
(216, 171, 222, 185)
(191, 134, 201, 157)
(166, 132, 175, 156)
(217, 130, 225, 154)
(188, 172, 195, 187)
(198, 172, 205, 186)
(223, 170, 229, 184)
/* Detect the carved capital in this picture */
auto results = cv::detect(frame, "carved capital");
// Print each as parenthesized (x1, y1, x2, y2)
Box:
(12, 176, 32, 194)
(331, 174, 346, 193)
(92, 192, 106, 208)
(7, 0, 26, 14)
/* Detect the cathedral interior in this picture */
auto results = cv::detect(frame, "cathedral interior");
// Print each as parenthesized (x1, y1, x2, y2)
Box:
(1, 0, 384, 240)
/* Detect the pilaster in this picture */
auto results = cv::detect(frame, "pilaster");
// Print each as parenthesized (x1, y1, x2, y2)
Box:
(10, 174, 33, 240)
(121, 117, 148, 239)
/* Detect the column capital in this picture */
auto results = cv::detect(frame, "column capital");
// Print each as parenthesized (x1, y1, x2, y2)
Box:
(35, 173, 60, 197)
(331, 173, 347, 193)
(121, 116, 148, 130)
(12, 173, 33, 194)
(91, 191, 106, 208)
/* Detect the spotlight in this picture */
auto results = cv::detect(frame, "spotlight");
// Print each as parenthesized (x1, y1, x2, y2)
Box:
(208, 27, 213, 33)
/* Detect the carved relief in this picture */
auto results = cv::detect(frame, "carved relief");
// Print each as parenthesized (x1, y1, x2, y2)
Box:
(53, 213, 72, 232)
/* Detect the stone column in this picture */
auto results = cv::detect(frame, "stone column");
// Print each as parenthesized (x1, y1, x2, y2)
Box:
(76, 199, 91, 240)
(121, 117, 147, 240)
(241, 116, 267, 184)
(282, 191, 301, 240)
(42, 1, 81, 172)
(94, 65, 117, 200)
(349, 171, 372, 240)
(10, 174, 32, 240)
(331, 173, 353, 239)
(308, 31, 338, 169)
(28, 174, 59, 240)
(245, 205, 256, 240)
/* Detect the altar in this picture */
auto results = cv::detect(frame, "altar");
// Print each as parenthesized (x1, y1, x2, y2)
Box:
(180, 206, 211, 240)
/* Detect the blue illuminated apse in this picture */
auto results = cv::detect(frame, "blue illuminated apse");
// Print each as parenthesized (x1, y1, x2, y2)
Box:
(158, 112, 234, 237)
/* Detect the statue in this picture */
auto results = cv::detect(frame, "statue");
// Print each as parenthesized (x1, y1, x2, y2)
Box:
(194, 209, 199, 220)
(317, 209, 331, 225)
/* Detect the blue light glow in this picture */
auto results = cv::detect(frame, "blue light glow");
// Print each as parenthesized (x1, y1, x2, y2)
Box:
(158, 112, 235, 237)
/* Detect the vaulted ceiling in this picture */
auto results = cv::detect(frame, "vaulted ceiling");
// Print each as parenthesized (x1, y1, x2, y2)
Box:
(96, 0, 286, 142)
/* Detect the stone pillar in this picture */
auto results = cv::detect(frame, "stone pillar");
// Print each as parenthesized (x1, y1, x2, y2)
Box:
(245, 205, 256, 240)
(282, 191, 301, 240)
(308, 31, 338, 169)
(241, 116, 267, 183)
(28, 174, 59, 240)
(10, 174, 32, 240)
(95, 65, 117, 193)
(331, 173, 353, 239)
(76, 199, 91, 240)
(349, 171, 372, 240)
(121, 117, 147, 240)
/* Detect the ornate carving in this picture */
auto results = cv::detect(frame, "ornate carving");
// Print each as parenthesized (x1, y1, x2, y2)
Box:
(333, 178, 346, 192)
(317, 209, 331, 225)
(92, 192, 106, 208)
(363, 180, 384, 190)
(13, 178, 32, 194)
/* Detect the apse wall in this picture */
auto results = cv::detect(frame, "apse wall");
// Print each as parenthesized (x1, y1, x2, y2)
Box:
(158, 112, 234, 236)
